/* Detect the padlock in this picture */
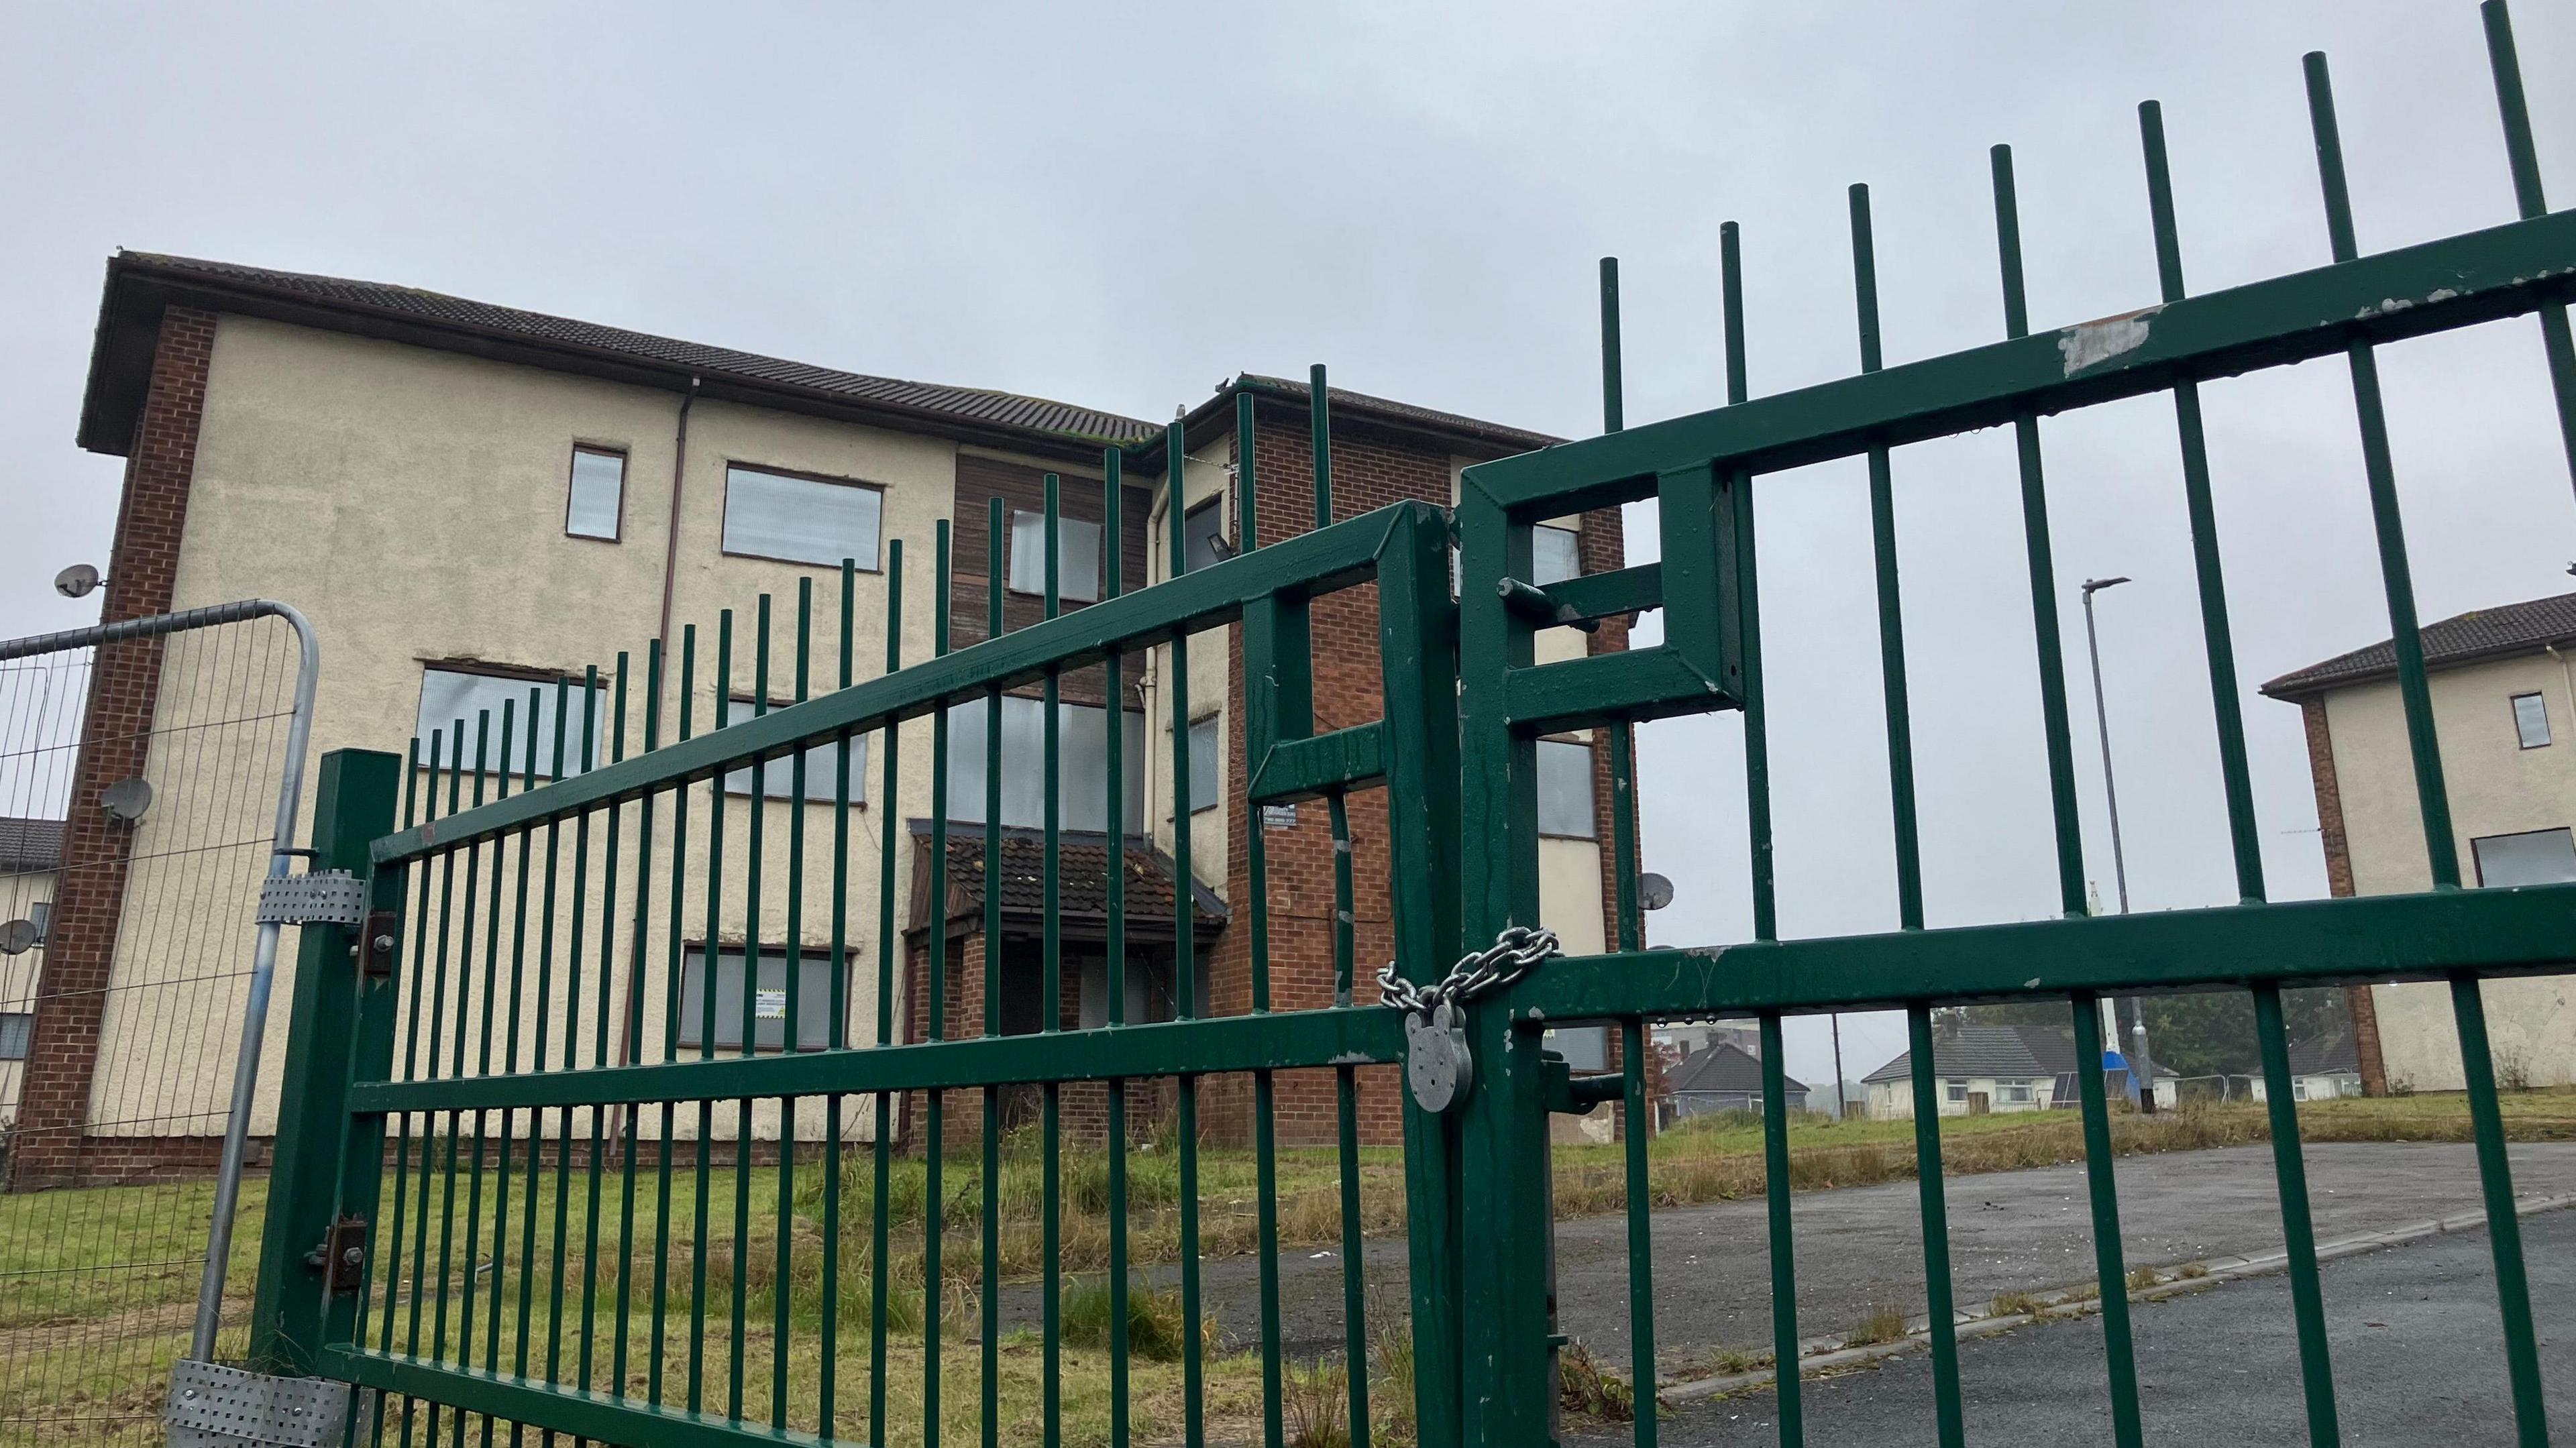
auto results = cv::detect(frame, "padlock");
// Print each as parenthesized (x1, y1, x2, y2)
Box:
(1404, 997, 1474, 1113)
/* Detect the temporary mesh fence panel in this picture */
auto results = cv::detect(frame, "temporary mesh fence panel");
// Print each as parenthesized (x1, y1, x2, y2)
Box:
(0, 612, 304, 1440)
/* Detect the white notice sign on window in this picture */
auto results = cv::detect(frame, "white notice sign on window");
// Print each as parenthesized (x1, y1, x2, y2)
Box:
(755, 988, 788, 1021)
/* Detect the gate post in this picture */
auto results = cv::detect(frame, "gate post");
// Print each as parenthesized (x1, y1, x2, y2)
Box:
(250, 748, 402, 1374)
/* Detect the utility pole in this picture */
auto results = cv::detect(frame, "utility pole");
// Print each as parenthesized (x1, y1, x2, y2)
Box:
(2082, 575, 2159, 1111)
(1830, 1015, 1847, 1121)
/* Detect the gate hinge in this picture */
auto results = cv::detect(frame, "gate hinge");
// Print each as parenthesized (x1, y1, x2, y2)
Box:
(256, 871, 367, 928)
(303, 1214, 367, 1293)
(165, 1358, 352, 1448)
(358, 910, 399, 976)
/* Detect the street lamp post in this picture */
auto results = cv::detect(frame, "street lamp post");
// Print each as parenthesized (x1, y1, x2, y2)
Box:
(2080, 575, 2159, 1110)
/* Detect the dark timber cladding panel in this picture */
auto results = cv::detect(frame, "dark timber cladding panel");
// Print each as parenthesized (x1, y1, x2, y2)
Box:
(949, 453, 1152, 708)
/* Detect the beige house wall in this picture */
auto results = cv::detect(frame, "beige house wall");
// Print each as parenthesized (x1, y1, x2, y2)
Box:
(2322, 653, 2576, 1092)
(90, 315, 965, 1141)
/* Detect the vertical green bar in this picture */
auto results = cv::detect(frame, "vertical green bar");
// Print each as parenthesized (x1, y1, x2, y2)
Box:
(1309, 363, 1333, 531)
(777, 587, 810, 1430)
(926, 524, 952, 1448)
(2137, 103, 2266, 903)
(1102, 445, 1132, 1448)
(859, 549, 898, 1445)
(1239, 390, 1288, 1448)
(2304, 53, 2460, 887)
(511, 692, 545, 1401)
(1043, 475, 1066, 1448)
(616, 649, 660, 1402)
(1758, 1011, 1802, 1446)
(1990, 146, 2090, 918)
(653, 634, 694, 1406)
(693, 629, 727, 1412)
(1847, 184, 1927, 928)
(1330, 788, 1369, 1447)
(594, 661, 629, 1400)
(1721, 223, 1777, 944)
(1600, 256, 1624, 434)
(735, 608, 769, 1423)
(2069, 993, 2144, 1448)
(1621, 1018, 1657, 1448)
(247, 750, 402, 1374)
(1168, 419, 1206, 1448)
(982, 495, 1004, 1448)
(2450, 974, 2548, 1445)
(1906, 1005, 1964, 1448)
(2483, 0, 2576, 494)
(1609, 725, 1641, 952)
(2253, 981, 2341, 1447)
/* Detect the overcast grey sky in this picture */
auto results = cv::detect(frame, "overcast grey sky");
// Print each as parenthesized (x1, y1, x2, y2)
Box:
(3, 3, 2571, 1085)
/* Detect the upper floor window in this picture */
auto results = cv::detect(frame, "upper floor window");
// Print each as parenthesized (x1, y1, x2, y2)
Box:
(1182, 498, 1226, 575)
(2471, 826, 2576, 887)
(1533, 524, 1582, 586)
(2514, 691, 2551, 748)
(1536, 737, 1596, 839)
(945, 697, 1147, 834)
(565, 445, 626, 541)
(719, 701, 867, 803)
(1187, 715, 1222, 814)
(415, 665, 605, 777)
(723, 464, 882, 570)
(1008, 511, 1104, 603)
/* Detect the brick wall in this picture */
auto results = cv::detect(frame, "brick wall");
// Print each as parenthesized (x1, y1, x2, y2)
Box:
(2299, 695, 2387, 1096)
(11, 307, 215, 1188)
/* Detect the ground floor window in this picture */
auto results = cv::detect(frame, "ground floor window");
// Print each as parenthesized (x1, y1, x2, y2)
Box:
(1945, 1080, 1968, 1103)
(676, 945, 840, 1052)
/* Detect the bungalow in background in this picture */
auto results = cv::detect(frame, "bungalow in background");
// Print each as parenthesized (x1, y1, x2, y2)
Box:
(1660, 1040, 1805, 1125)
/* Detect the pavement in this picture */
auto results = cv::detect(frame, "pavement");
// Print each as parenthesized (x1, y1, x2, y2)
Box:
(995, 1139, 2576, 1374)
(1572, 1205, 2576, 1446)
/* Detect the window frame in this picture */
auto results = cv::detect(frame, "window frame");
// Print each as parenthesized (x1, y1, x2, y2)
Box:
(1186, 713, 1222, 816)
(564, 443, 629, 543)
(674, 942, 844, 1053)
(1535, 736, 1598, 840)
(1008, 510, 1105, 603)
(720, 697, 868, 805)
(2470, 825, 2576, 887)
(719, 461, 887, 572)
(1532, 522, 1583, 587)
(415, 660, 605, 777)
(0, 1010, 29, 1061)
(1181, 497, 1226, 576)
(1944, 1080, 1968, 1103)
(2512, 691, 2552, 749)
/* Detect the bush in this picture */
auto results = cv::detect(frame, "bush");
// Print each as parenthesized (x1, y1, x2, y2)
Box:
(1059, 1273, 1193, 1362)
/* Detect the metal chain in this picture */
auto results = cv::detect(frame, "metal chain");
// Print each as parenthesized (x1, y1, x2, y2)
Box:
(1377, 924, 1562, 1018)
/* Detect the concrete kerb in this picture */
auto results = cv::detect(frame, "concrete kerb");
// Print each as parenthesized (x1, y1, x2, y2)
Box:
(1656, 1190, 2576, 1404)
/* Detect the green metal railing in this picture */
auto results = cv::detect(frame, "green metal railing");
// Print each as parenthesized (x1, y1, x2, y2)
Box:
(246, 8, 2576, 1447)
(274, 409, 1468, 1445)
(1450, 5, 2573, 1446)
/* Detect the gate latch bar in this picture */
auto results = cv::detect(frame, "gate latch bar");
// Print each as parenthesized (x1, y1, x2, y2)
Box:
(256, 871, 367, 928)
(304, 1213, 368, 1293)
(165, 1358, 351, 1448)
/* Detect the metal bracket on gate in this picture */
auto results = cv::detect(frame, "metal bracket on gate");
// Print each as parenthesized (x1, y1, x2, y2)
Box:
(165, 1359, 352, 1448)
(256, 870, 367, 928)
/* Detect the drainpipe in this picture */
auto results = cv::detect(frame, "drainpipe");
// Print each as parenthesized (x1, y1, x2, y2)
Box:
(612, 376, 696, 1148)
(657, 377, 702, 651)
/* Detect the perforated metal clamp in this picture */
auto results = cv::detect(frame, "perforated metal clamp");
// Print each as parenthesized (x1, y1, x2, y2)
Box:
(255, 870, 367, 928)
(165, 1358, 352, 1448)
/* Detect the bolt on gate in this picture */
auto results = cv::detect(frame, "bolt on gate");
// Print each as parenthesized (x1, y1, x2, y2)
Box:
(254, 6, 2576, 1447)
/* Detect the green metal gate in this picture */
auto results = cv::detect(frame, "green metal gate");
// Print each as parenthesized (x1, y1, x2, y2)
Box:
(244, 5, 2573, 1445)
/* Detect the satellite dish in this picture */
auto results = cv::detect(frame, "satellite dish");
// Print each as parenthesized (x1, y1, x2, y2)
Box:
(101, 777, 154, 824)
(1639, 871, 1676, 911)
(54, 563, 102, 599)
(0, 919, 36, 956)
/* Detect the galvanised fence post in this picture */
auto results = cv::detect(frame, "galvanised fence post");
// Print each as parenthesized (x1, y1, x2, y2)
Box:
(250, 748, 404, 1374)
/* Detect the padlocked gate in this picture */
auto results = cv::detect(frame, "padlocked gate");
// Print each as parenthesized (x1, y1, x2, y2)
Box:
(228, 5, 2576, 1446)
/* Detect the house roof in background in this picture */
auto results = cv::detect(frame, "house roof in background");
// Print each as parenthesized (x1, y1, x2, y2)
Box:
(80, 254, 1561, 473)
(2285, 1032, 2361, 1077)
(1863, 1024, 2078, 1084)
(1665, 1040, 1805, 1098)
(2260, 590, 2576, 700)
(0, 816, 64, 875)
(906, 822, 1226, 936)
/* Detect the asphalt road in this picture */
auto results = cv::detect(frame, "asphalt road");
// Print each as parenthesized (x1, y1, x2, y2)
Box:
(1575, 1205, 2576, 1447)
(998, 1140, 2576, 1375)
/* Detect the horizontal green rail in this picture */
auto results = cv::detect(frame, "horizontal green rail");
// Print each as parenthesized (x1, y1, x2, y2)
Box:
(329, 1349, 816, 1448)
(350, 1006, 1403, 1113)
(1507, 883, 2576, 1023)
(376, 502, 1428, 865)
(1465, 208, 2576, 516)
